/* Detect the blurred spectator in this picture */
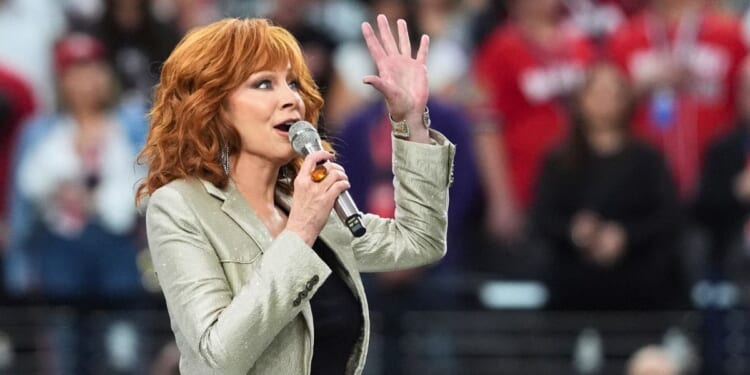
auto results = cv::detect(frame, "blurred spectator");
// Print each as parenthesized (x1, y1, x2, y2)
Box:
(466, 0, 509, 49)
(626, 345, 678, 375)
(562, 0, 628, 44)
(4, 33, 146, 373)
(532, 63, 687, 310)
(63, 0, 108, 30)
(315, 1, 375, 42)
(335, 99, 482, 374)
(413, 0, 473, 101)
(608, 0, 748, 200)
(695, 56, 750, 282)
(608, 0, 650, 16)
(152, 0, 220, 34)
(149, 340, 180, 375)
(0, 67, 35, 229)
(8, 32, 146, 298)
(265, 0, 338, 102)
(0, 0, 66, 112)
(725, 0, 750, 13)
(471, 0, 594, 243)
(95, 0, 181, 101)
(0, 66, 35, 297)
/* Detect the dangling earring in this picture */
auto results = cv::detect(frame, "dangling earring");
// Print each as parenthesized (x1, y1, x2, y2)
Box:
(220, 142, 230, 175)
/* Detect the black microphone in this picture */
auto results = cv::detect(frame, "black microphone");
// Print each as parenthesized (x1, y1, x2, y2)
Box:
(289, 121, 366, 237)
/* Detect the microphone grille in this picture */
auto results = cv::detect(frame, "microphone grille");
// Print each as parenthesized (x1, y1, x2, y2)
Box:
(289, 120, 321, 156)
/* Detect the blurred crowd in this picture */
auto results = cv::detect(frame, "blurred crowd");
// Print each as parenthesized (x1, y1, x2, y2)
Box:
(1, 0, 750, 374)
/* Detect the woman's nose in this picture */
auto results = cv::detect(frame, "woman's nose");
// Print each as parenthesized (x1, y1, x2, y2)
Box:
(279, 85, 301, 109)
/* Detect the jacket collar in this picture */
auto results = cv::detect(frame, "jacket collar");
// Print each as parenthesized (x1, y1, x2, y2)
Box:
(199, 178, 351, 257)
(200, 179, 276, 252)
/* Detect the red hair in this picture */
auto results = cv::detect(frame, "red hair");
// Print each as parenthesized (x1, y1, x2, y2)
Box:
(136, 18, 326, 204)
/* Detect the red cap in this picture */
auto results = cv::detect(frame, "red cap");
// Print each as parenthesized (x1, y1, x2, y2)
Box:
(53, 33, 106, 76)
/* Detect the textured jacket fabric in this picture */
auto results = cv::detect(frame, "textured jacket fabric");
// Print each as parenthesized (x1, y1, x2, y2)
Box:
(145, 130, 455, 374)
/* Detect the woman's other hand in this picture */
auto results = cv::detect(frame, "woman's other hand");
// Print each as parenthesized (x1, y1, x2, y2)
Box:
(571, 210, 599, 250)
(589, 222, 627, 267)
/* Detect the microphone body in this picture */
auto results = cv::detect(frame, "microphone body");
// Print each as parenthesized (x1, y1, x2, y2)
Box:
(290, 121, 367, 237)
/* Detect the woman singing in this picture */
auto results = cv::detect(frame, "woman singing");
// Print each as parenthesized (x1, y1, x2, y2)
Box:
(136, 15, 454, 374)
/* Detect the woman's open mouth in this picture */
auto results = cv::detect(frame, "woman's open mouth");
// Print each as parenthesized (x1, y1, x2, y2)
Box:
(274, 121, 295, 133)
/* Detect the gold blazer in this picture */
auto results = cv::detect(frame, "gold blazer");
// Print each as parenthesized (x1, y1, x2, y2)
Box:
(145, 130, 455, 374)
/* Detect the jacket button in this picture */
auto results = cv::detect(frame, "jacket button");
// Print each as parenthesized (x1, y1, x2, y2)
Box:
(305, 283, 314, 291)
(293, 298, 301, 307)
(310, 275, 319, 284)
(299, 290, 308, 299)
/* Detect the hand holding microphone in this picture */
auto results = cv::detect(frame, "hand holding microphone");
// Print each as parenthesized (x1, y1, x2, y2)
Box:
(287, 121, 366, 242)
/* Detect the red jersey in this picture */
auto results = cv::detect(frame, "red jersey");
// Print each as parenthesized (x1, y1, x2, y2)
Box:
(473, 22, 594, 208)
(0, 66, 35, 216)
(609, 9, 747, 198)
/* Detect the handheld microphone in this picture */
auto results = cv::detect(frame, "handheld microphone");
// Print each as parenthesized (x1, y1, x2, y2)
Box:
(289, 121, 366, 237)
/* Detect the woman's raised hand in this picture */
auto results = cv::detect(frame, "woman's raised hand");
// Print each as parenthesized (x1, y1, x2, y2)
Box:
(362, 14, 430, 141)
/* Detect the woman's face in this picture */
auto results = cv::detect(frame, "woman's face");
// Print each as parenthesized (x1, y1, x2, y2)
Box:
(226, 64, 306, 165)
(113, 0, 144, 31)
(579, 66, 628, 130)
(515, 0, 561, 19)
(60, 61, 112, 112)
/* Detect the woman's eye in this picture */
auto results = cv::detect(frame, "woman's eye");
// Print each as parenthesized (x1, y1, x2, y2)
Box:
(255, 80, 272, 89)
(288, 80, 300, 90)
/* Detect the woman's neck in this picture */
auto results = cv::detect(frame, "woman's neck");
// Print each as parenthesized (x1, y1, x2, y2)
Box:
(654, 0, 700, 24)
(72, 108, 106, 128)
(517, 15, 558, 47)
(232, 154, 284, 223)
(586, 125, 626, 156)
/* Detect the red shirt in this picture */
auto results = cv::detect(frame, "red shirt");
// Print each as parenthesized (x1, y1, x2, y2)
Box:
(0, 66, 35, 216)
(473, 22, 594, 208)
(609, 10, 747, 198)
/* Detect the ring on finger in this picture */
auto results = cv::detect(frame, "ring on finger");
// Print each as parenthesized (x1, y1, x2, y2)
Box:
(310, 164, 328, 183)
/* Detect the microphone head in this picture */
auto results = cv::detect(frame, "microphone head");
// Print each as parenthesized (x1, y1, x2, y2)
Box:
(289, 120, 322, 156)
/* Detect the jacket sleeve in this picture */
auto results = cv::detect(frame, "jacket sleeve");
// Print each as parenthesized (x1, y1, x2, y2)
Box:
(352, 129, 455, 272)
(146, 185, 331, 373)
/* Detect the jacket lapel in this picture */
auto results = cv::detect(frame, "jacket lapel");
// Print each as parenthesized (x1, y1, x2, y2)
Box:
(201, 179, 273, 252)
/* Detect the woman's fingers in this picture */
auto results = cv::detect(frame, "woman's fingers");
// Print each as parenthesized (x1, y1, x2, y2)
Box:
(300, 150, 334, 175)
(296, 151, 335, 188)
(362, 21, 386, 63)
(326, 162, 346, 173)
(299, 155, 350, 194)
(362, 15, 417, 63)
(416, 34, 430, 64)
(319, 163, 349, 190)
(397, 18, 411, 57)
(376, 14, 400, 56)
(322, 169, 350, 193)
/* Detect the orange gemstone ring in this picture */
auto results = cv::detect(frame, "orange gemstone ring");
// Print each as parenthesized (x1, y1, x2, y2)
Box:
(310, 164, 328, 182)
